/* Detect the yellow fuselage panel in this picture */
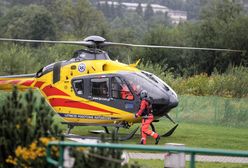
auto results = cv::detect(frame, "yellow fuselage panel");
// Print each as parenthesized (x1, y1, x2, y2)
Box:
(34, 60, 140, 124)
(0, 60, 141, 125)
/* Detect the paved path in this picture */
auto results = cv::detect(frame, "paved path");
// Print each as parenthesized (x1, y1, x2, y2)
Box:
(128, 153, 248, 164)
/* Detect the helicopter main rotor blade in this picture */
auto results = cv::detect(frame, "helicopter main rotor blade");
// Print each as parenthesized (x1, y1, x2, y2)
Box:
(0, 38, 94, 46)
(0, 37, 244, 52)
(104, 42, 244, 52)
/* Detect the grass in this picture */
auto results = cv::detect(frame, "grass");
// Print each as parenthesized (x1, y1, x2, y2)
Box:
(172, 95, 248, 127)
(53, 114, 248, 151)
(1, 91, 248, 167)
(130, 159, 248, 168)
(1, 91, 248, 150)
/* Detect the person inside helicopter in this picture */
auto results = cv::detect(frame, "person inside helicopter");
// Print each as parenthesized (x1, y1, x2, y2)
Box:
(111, 76, 134, 100)
(121, 83, 134, 100)
(126, 79, 142, 96)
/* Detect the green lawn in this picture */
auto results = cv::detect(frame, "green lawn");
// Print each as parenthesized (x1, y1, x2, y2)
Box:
(1, 91, 248, 151)
(53, 114, 248, 151)
(1, 91, 248, 167)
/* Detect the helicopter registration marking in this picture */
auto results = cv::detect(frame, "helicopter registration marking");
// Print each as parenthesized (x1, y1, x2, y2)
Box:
(58, 113, 119, 120)
(78, 63, 86, 72)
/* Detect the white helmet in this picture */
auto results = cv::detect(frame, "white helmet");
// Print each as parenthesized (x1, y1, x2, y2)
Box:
(140, 90, 148, 99)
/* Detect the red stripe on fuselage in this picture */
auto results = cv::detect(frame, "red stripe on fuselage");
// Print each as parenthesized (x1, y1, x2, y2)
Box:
(21, 80, 34, 86)
(34, 81, 45, 88)
(49, 98, 117, 114)
(0, 80, 6, 84)
(10, 80, 21, 84)
(42, 85, 69, 97)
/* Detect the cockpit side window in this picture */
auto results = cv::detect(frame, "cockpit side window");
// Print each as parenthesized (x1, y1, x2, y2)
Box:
(73, 79, 84, 95)
(91, 78, 109, 98)
(111, 77, 134, 100)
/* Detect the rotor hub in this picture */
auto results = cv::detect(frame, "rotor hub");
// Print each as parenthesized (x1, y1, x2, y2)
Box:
(83, 36, 106, 44)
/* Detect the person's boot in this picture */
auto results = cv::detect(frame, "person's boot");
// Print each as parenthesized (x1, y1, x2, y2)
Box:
(155, 135, 160, 145)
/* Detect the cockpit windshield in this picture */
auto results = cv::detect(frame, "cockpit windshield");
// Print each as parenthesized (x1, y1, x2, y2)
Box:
(122, 72, 165, 99)
(122, 72, 177, 99)
(142, 71, 177, 98)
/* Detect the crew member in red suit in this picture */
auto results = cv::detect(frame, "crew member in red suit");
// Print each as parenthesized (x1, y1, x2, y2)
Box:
(121, 84, 134, 100)
(135, 90, 160, 145)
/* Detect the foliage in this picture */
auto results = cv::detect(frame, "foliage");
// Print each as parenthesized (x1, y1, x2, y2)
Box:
(110, 13, 147, 43)
(0, 87, 61, 168)
(172, 66, 248, 98)
(0, 4, 57, 41)
(5, 137, 57, 167)
(69, 132, 141, 168)
(144, 3, 154, 20)
(0, 44, 35, 75)
(135, 3, 143, 17)
(62, 0, 108, 37)
(140, 61, 248, 98)
(0, 0, 248, 98)
(133, 0, 248, 76)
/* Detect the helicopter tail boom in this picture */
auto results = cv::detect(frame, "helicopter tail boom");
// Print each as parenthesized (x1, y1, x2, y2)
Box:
(0, 74, 36, 91)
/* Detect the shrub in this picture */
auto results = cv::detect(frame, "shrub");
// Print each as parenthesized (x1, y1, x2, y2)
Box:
(0, 87, 61, 168)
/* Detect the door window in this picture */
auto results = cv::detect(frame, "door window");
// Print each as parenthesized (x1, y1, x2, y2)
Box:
(91, 78, 109, 98)
(111, 77, 133, 100)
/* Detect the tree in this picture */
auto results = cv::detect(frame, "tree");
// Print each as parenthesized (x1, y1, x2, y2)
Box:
(0, 88, 61, 167)
(102, 0, 111, 18)
(116, 0, 124, 18)
(193, 0, 245, 74)
(141, 25, 186, 75)
(0, 44, 36, 75)
(110, 1, 117, 19)
(200, 0, 242, 23)
(144, 3, 154, 20)
(136, 2, 143, 16)
(62, 0, 108, 37)
(0, 5, 56, 41)
(0, 0, 9, 17)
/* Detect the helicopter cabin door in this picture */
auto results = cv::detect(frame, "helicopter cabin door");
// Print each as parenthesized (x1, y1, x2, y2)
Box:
(72, 75, 139, 113)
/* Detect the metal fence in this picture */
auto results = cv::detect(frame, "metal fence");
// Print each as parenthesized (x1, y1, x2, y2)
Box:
(46, 141, 248, 168)
(171, 95, 248, 127)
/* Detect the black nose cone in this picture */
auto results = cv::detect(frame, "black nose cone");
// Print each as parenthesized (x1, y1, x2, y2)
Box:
(151, 92, 178, 117)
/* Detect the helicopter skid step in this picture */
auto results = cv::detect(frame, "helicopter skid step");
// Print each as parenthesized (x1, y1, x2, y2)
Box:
(89, 130, 111, 134)
(88, 126, 111, 134)
(161, 124, 179, 137)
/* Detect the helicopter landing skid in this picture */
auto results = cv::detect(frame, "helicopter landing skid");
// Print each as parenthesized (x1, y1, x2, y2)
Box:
(161, 124, 178, 137)
(61, 121, 139, 141)
(63, 126, 139, 141)
(89, 126, 111, 134)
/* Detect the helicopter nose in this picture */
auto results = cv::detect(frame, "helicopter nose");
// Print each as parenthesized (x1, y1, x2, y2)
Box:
(151, 91, 178, 116)
(168, 92, 179, 108)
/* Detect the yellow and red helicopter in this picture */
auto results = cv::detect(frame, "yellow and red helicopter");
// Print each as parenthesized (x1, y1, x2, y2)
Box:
(0, 36, 242, 140)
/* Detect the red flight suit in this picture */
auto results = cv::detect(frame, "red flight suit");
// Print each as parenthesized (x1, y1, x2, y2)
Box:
(121, 85, 134, 100)
(135, 98, 159, 145)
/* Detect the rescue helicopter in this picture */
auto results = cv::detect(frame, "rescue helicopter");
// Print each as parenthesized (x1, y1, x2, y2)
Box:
(0, 36, 242, 140)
